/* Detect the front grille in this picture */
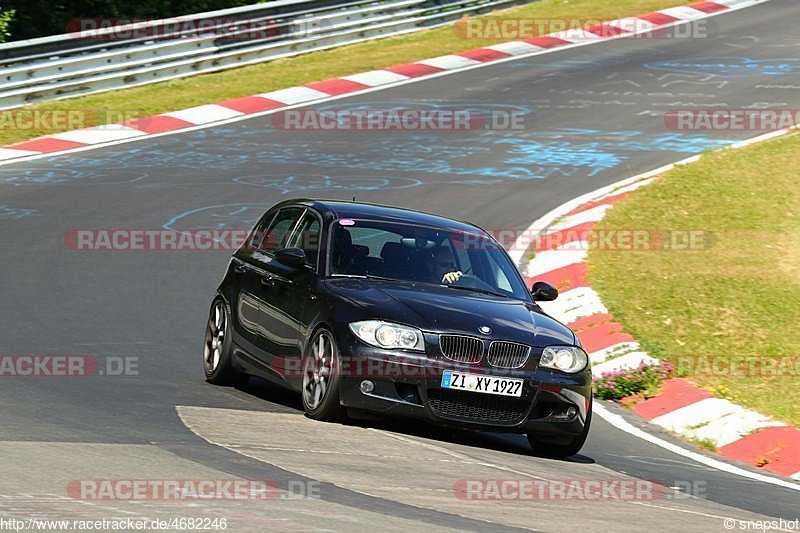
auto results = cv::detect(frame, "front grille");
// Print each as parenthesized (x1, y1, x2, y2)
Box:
(487, 341, 531, 369)
(427, 389, 530, 424)
(439, 335, 483, 364)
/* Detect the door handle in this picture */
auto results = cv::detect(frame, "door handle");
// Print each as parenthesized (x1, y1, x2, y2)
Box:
(261, 274, 275, 287)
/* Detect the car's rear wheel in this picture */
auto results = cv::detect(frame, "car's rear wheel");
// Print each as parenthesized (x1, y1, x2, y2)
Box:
(528, 403, 592, 458)
(302, 328, 345, 420)
(203, 298, 247, 385)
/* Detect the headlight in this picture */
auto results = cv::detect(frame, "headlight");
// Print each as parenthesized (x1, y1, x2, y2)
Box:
(349, 321, 425, 351)
(539, 346, 589, 373)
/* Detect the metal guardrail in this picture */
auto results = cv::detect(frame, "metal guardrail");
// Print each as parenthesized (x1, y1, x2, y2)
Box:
(0, 0, 535, 110)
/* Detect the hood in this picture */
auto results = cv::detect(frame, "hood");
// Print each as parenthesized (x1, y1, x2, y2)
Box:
(326, 279, 575, 347)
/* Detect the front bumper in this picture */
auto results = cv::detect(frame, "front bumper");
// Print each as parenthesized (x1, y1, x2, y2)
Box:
(334, 328, 592, 438)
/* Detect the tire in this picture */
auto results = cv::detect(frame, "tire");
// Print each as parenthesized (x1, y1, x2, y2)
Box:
(301, 328, 345, 421)
(203, 298, 247, 386)
(528, 403, 592, 458)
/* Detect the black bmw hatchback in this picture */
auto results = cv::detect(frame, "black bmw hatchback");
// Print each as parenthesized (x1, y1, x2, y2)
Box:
(204, 199, 592, 457)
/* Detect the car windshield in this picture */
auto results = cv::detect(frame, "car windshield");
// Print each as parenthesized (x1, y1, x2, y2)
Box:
(329, 219, 530, 301)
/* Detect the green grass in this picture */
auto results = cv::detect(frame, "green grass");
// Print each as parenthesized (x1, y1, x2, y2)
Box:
(686, 436, 718, 453)
(588, 133, 800, 426)
(0, 0, 687, 146)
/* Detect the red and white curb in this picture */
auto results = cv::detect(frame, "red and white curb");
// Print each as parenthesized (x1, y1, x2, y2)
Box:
(513, 153, 800, 482)
(0, 0, 765, 163)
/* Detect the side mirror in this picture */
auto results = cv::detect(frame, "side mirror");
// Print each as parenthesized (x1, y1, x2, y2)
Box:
(275, 247, 309, 269)
(531, 281, 558, 302)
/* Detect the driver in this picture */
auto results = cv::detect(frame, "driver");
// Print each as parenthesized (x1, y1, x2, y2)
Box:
(428, 246, 463, 284)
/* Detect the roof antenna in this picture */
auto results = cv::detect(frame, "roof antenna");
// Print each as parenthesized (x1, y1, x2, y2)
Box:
(352, 196, 357, 202)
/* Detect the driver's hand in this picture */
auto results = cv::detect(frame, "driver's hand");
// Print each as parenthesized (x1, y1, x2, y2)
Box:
(442, 271, 463, 284)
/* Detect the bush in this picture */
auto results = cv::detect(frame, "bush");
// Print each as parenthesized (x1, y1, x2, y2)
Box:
(593, 361, 674, 400)
(0, 7, 14, 42)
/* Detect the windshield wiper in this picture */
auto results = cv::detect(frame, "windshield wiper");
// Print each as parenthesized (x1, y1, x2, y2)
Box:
(444, 284, 509, 298)
(329, 274, 404, 282)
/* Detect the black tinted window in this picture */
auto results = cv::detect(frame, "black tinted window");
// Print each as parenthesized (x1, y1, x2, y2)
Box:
(258, 207, 304, 253)
(288, 210, 321, 267)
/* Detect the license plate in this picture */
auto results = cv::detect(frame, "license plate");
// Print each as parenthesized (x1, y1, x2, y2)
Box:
(440, 370, 523, 397)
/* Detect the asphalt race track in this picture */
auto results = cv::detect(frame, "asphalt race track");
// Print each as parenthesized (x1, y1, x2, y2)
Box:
(2, 1, 800, 530)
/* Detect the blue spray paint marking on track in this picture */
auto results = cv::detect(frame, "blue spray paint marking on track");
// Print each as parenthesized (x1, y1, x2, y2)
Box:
(0, 166, 149, 186)
(644, 57, 800, 78)
(233, 175, 424, 194)
(163, 204, 265, 232)
(0, 205, 40, 220)
(0, 128, 735, 190)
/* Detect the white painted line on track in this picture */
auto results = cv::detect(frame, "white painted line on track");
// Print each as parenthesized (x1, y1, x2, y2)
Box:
(627, 501, 755, 523)
(594, 404, 800, 491)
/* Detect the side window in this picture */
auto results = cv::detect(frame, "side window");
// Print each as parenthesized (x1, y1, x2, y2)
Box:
(242, 210, 276, 254)
(288, 210, 321, 267)
(258, 207, 304, 254)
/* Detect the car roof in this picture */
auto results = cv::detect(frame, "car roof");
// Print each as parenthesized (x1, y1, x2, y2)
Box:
(285, 199, 489, 236)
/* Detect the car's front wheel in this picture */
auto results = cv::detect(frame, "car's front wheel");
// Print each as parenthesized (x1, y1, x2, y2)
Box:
(528, 403, 592, 458)
(203, 298, 247, 386)
(302, 328, 345, 420)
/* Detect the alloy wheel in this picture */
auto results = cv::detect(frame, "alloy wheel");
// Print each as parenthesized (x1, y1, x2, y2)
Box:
(204, 300, 226, 374)
(303, 331, 334, 410)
